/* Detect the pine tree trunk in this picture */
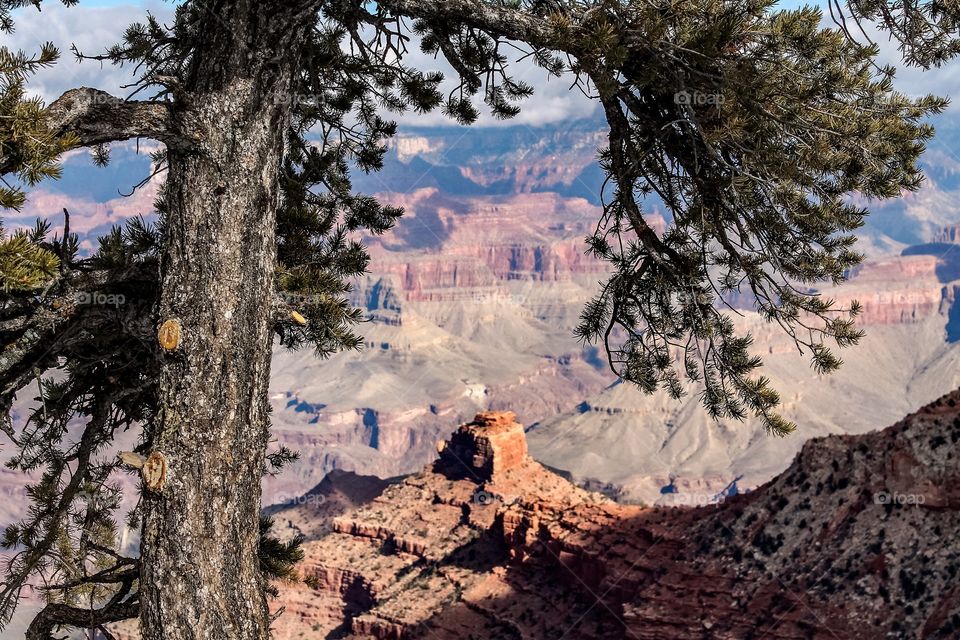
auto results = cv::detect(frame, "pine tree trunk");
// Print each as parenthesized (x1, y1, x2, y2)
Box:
(139, 4, 305, 639)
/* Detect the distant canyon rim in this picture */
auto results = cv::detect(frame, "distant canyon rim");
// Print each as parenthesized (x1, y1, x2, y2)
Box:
(5, 120, 960, 519)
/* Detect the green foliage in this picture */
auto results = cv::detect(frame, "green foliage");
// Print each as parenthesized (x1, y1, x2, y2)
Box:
(570, 0, 945, 434)
(843, 0, 960, 68)
(0, 39, 78, 292)
(0, 373, 147, 630)
(0, 221, 58, 291)
(273, 121, 404, 357)
(0, 41, 76, 205)
(258, 516, 305, 598)
(415, 16, 535, 122)
(0, 213, 160, 629)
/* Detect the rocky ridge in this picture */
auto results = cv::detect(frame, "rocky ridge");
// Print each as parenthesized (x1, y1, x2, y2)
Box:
(269, 398, 960, 639)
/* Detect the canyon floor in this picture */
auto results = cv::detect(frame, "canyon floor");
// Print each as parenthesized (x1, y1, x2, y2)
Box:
(259, 124, 960, 508)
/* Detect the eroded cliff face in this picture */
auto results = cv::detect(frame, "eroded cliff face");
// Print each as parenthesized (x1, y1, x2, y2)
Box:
(268, 399, 960, 640)
(270, 411, 619, 640)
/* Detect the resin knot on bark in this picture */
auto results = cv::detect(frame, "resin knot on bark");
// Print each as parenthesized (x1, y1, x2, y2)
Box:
(158, 318, 182, 352)
(141, 452, 168, 491)
(118, 450, 169, 492)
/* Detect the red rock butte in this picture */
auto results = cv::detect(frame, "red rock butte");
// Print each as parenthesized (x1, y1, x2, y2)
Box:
(438, 411, 529, 480)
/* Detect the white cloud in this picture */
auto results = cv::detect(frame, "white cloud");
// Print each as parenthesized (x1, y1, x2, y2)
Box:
(7, 2, 172, 101)
(385, 43, 599, 128)
(866, 24, 960, 110)
(6, 2, 957, 127)
(7, 2, 597, 127)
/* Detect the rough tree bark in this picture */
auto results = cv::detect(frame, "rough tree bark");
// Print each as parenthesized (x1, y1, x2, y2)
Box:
(138, 4, 307, 639)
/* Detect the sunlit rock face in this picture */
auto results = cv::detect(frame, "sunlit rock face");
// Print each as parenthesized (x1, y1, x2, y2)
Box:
(437, 411, 529, 480)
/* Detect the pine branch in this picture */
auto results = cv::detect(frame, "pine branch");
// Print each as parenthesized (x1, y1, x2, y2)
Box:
(0, 260, 159, 431)
(25, 596, 139, 640)
(0, 88, 194, 178)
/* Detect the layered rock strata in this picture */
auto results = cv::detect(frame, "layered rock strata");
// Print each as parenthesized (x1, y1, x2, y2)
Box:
(267, 399, 960, 639)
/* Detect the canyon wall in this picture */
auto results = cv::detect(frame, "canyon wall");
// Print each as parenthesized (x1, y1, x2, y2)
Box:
(265, 201, 960, 506)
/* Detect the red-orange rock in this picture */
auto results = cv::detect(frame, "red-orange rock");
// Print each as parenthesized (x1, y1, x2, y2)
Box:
(115, 400, 960, 639)
(437, 411, 528, 480)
